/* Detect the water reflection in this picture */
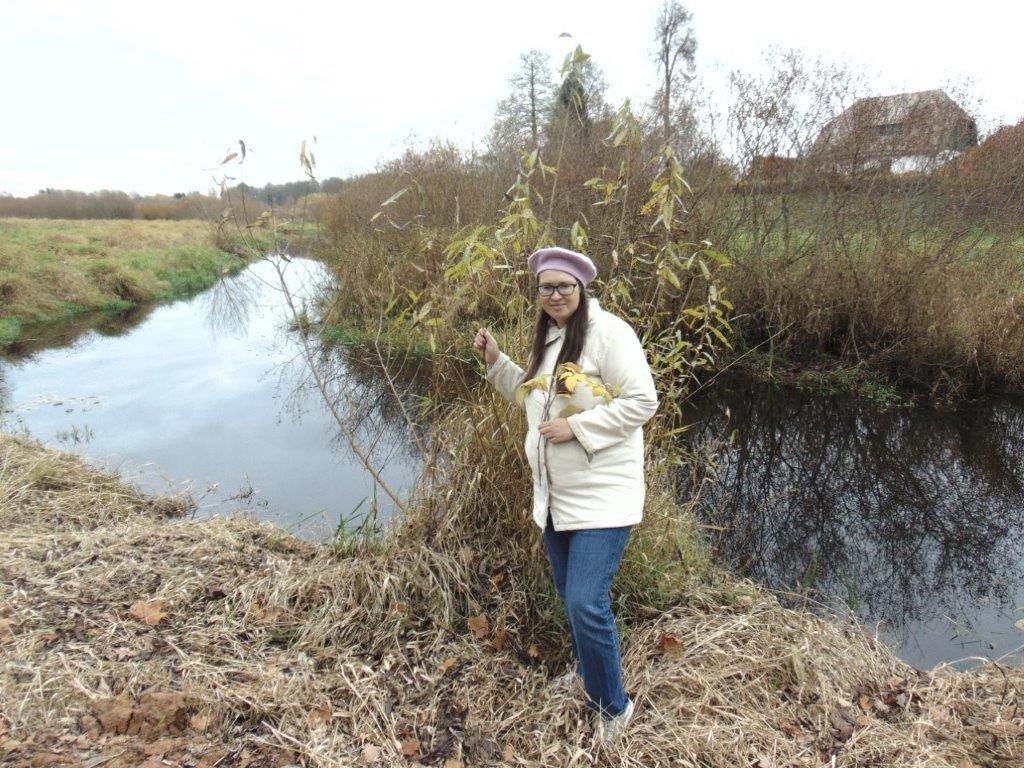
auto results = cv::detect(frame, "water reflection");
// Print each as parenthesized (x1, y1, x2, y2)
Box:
(5, 305, 157, 358)
(686, 378, 1024, 668)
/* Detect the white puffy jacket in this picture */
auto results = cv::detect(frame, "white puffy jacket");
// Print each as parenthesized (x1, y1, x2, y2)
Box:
(486, 298, 659, 531)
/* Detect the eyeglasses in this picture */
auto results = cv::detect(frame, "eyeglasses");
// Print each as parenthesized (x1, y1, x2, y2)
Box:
(537, 282, 579, 297)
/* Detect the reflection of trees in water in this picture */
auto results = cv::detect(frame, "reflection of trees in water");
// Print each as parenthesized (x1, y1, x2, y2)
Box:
(195, 255, 429, 518)
(201, 267, 262, 336)
(686, 379, 1024, 641)
(304, 340, 432, 471)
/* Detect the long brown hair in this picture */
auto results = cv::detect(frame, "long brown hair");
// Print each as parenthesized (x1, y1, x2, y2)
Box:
(522, 283, 590, 387)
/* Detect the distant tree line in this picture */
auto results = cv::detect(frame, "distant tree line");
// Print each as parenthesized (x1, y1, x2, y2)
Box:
(0, 189, 227, 220)
(229, 178, 346, 207)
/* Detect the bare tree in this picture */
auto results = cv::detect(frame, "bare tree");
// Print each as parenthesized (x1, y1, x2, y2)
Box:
(654, 1, 697, 148)
(490, 50, 555, 153)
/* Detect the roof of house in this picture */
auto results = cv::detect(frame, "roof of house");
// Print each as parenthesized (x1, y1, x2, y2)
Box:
(810, 90, 977, 162)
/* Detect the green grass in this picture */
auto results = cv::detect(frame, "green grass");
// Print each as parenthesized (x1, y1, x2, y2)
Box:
(0, 218, 245, 348)
(319, 322, 434, 358)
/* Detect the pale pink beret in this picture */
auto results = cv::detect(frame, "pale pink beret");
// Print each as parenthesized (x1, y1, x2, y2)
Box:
(527, 246, 598, 287)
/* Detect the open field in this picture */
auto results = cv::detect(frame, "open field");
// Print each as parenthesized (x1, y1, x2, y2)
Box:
(0, 218, 244, 348)
(2, 435, 1022, 767)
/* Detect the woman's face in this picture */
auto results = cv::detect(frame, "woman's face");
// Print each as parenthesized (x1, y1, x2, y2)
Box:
(537, 269, 581, 327)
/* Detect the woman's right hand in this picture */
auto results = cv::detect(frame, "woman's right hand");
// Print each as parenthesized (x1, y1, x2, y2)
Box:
(474, 327, 500, 366)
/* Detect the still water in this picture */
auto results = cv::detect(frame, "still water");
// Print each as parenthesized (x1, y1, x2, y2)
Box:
(0, 257, 419, 539)
(686, 377, 1024, 669)
(3, 261, 1023, 668)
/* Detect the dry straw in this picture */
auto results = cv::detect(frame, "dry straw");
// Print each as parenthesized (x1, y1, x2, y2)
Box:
(2, 433, 1022, 767)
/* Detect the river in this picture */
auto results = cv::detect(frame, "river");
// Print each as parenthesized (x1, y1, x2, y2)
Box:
(0, 257, 420, 539)
(685, 376, 1024, 669)
(2, 259, 1022, 669)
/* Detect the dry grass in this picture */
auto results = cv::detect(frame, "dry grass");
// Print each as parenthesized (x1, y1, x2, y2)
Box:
(3, 434, 1023, 767)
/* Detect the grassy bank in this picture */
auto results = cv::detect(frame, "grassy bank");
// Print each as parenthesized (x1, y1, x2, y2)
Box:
(0, 218, 244, 348)
(3, 435, 1023, 766)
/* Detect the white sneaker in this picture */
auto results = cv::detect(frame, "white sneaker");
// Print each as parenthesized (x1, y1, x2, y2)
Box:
(600, 699, 634, 745)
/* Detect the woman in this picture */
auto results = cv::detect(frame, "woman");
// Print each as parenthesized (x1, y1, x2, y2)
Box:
(473, 246, 658, 744)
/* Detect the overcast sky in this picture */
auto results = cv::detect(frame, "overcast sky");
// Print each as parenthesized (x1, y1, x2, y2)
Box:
(2, 0, 1021, 197)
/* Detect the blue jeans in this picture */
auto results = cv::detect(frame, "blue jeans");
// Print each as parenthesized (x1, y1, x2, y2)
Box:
(543, 519, 632, 718)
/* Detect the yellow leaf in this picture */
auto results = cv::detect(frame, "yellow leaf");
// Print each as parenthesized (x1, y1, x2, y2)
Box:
(1016, 619, 1024, 631)
(516, 375, 551, 405)
(515, 386, 528, 406)
(560, 405, 583, 418)
(591, 384, 612, 403)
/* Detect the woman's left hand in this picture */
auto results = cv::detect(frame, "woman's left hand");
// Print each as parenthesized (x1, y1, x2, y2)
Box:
(538, 418, 576, 443)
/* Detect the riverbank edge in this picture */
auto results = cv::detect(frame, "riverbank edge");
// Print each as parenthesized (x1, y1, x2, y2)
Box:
(0, 218, 257, 350)
(0, 254, 248, 351)
(330, 319, 1024, 410)
(2, 433, 1021, 766)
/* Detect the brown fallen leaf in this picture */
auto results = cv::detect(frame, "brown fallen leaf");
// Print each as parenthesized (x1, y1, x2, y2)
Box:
(143, 737, 181, 756)
(779, 718, 803, 738)
(189, 713, 211, 733)
(439, 657, 458, 674)
(196, 747, 229, 768)
(203, 585, 228, 600)
(502, 744, 516, 762)
(467, 614, 489, 640)
(829, 708, 859, 742)
(0, 619, 13, 644)
(657, 633, 682, 655)
(361, 744, 381, 763)
(857, 694, 872, 714)
(130, 600, 168, 626)
(307, 703, 331, 729)
(493, 625, 507, 652)
(442, 760, 464, 768)
(400, 738, 420, 758)
(527, 644, 540, 658)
